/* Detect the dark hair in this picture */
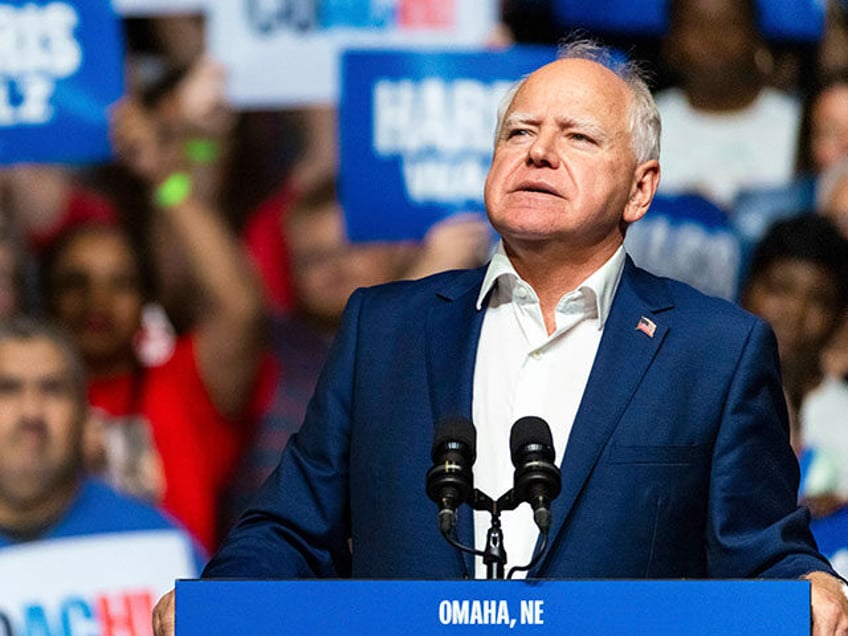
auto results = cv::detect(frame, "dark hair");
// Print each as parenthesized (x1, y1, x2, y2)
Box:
(0, 315, 87, 402)
(38, 222, 157, 313)
(745, 214, 848, 308)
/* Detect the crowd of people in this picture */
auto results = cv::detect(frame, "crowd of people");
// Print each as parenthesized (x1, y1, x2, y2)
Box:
(3, 0, 848, 627)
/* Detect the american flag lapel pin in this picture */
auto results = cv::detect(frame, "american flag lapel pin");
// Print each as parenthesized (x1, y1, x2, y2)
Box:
(636, 315, 656, 338)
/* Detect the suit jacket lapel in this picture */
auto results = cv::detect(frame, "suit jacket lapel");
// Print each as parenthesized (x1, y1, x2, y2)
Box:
(426, 267, 487, 576)
(538, 259, 674, 574)
(426, 269, 486, 422)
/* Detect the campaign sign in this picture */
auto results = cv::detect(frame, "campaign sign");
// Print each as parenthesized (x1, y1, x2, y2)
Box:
(0, 1, 124, 165)
(0, 530, 197, 636)
(207, 0, 498, 107)
(339, 46, 555, 242)
(176, 579, 810, 635)
(757, 0, 825, 42)
(625, 193, 744, 301)
(553, 0, 666, 36)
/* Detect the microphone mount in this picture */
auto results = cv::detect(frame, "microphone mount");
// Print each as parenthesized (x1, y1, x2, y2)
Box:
(427, 416, 562, 580)
(437, 484, 534, 580)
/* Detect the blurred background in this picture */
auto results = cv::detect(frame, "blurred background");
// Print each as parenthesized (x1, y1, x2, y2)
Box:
(4, 0, 848, 630)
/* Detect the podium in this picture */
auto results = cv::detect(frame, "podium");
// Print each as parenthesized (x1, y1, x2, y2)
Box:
(176, 578, 810, 634)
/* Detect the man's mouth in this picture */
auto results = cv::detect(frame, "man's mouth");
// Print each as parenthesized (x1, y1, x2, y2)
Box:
(513, 180, 561, 197)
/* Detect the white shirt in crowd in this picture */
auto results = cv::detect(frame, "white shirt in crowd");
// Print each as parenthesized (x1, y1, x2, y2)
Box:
(802, 376, 848, 498)
(655, 87, 801, 210)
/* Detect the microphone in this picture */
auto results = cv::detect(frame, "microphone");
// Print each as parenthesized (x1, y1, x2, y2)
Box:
(426, 416, 476, 535)
(510, 416, 562, 533)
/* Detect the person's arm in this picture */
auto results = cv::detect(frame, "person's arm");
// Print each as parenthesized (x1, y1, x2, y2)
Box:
(151, 183, 266, 417)
(111, 96, 266, 418)
(197, 288, 365, 579)
(804, 571, 848, 635)
(705, 318, 848, 631)
(152, 590, 175, 636)
(400, 213, 492, 280)
(152, 285, 364, 636)
(705, 319, 827, 576)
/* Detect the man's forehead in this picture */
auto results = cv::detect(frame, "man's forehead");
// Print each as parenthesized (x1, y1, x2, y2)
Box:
(505, 58, 632, 127)
(521, 57, 629, 98)
(0, 338, 68, 371)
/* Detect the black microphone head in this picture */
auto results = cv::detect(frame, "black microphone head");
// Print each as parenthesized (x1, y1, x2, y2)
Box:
(426, 416, 477, 513)
(510, 416, 562, 531)
(431, 416, 477, 463)
(510, 416, 554, 464)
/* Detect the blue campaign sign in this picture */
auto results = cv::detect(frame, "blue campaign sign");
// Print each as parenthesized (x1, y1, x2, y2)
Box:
(553, 0, 667, 36)
(176, 579, 810, 635)
(758, 0, 825, 41)
(625, 193, 744, 301)
(553, 0, 824, 41)
(0, 0, 125, 165)
(339, 46, 555, 243)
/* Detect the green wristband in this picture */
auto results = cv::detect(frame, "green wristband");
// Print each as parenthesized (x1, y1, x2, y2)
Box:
(154, 172, 192, 208)
(184, 138, 220, 165)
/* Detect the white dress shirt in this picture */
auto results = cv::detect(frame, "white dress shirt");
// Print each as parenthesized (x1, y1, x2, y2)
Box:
(471, 241, 626, 578)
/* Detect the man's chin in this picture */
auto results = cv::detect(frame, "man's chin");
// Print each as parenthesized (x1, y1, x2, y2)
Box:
(498, 228, 565, 246)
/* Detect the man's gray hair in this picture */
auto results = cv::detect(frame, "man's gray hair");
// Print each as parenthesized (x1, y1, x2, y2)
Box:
(493, 39, 662, 164)
(0, 315, 87, 403)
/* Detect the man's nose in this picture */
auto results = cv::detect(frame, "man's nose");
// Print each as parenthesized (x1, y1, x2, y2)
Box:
(19, 386, 46, 419)
(87, 282, 113, 307)
(527, 130, 560, 168)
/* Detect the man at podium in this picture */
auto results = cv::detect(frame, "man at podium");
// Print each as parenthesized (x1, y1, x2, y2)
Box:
(155, 39, 848, 635)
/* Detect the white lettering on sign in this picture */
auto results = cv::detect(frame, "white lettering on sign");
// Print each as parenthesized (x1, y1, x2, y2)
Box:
(0, 2, 81, 125)
(0, 3, 81, 76)
(438, 599, 513, 625)
(374, 78, 510, 154)
(624, 216, 742, 300)
(520, 599, 544, 624)
(372, 77, 513, 206)
(245, 0, 317, 35)
(402, 156, 488, 203)
(0, 530, 197, 636)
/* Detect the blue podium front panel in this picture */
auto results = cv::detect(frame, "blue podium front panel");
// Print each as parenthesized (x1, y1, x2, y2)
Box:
(176, 579, 809, 635)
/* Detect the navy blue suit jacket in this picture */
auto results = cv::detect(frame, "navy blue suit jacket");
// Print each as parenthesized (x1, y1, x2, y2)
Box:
(205, 258, 832, 580)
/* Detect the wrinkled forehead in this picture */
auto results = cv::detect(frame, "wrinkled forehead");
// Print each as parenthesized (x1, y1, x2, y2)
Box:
(508, 58, 633, 126)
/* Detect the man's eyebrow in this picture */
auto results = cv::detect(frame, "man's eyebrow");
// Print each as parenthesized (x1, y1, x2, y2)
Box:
(502, 112, 610, 141)
(502, 112, 537, 130)
(558, 116, 609, 141)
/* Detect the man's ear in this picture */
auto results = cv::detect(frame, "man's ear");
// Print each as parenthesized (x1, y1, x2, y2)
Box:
(623, 160, 660, 224)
